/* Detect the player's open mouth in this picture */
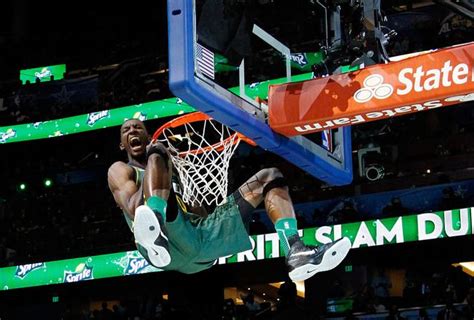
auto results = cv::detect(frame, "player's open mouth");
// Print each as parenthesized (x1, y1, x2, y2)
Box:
(129, 136, 143, 150)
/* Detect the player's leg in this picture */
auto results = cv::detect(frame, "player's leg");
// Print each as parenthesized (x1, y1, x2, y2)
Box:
(237, 167, 351, 281)
(134, 143, 173, 268)
(237, 167, 298, 254)
(143, 143, 173, 212)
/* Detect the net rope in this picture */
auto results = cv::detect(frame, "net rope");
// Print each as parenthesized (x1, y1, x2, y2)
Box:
(156, 118, 241, 207)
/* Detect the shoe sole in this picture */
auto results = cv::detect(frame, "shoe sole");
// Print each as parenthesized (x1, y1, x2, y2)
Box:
(289, 237, 351, 282)
(134, 205, 171, 268)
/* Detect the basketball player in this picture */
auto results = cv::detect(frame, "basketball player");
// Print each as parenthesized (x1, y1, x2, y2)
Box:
(108, 118, 351, 281)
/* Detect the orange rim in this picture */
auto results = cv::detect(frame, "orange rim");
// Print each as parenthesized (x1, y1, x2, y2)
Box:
(152, 112, 256, 156)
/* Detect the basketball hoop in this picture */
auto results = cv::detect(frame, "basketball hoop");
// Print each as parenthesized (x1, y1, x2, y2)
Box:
(153, 112, 255, 207)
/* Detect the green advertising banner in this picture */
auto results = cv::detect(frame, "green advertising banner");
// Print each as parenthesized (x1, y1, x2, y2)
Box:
(3, 65, 367, 145)
(235, 73, 313, 101)
(0, 73, 315, 145)
(0, 98, 195, 144)
(289, 52, 325, 72)
(1, 251, 160, 291)
(1, 208, 473, 291)
(20, 64, 67, 84)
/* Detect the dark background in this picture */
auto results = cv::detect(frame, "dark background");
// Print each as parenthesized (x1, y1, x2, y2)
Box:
(0, 1, 474, 319)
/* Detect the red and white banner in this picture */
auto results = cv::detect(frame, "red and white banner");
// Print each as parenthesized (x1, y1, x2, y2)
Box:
(269, 42, 474, 136)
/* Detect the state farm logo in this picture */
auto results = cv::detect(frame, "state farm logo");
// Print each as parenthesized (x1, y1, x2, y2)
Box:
(354, 61, 474, 104)
(354, 74, 394, 103)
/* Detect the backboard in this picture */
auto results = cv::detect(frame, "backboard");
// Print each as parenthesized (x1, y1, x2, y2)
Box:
(167, 0, 353, 186)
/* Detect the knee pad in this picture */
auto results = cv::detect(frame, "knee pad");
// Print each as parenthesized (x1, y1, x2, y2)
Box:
(262, 177, 287, 197)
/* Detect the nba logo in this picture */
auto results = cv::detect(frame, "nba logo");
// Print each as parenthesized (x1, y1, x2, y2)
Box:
(322, 130, 333, 153)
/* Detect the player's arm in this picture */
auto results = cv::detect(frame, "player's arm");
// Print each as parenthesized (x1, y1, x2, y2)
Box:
(108, 161, 144, 219)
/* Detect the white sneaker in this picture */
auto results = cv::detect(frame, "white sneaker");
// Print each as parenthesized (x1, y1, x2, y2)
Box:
(287, 237, 351, 281)
(134, 205, 171, 268)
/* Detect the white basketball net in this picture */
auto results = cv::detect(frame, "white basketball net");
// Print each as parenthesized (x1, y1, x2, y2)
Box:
(156, 118, 242, 207)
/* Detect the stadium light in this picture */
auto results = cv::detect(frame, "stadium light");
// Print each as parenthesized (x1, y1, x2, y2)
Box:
(44, 178, 53, 188)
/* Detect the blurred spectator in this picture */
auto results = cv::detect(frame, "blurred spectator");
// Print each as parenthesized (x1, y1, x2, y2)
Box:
(242, 291, 261, 315)
(353, 284, 376, 313)
(277, 280, 297, 309)
(372, 268, 392, 303)
(439, 187, 465, 210)
(327, 200, 359, 224)
(444, 282, 458, 303)
(389, 37, 410, 56)
(328, 279, 346, 299)
(274, 280, 304, 319)
(437, 298, 462, 320)
(431, 272, 446, 304)
(418, 308, 429, 320)
(373, 298, 387, 313)
(222, 299, 236, 320)
(339, 201, 359, 223)
(382, 197, 410, 217)
(112, 304, 126, 320)
(386, 304, 406, 320)
(461, 288, 474, 319)
(403, 279, 422, 306)
(100, 302, 114, 320)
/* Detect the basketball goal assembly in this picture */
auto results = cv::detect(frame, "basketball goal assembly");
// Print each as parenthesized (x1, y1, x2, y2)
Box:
(167, 0, 474, 187)
(152, 112, 255, 207)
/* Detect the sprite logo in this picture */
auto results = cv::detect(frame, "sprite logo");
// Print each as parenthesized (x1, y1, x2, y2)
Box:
(132, 112, 147, 122)
(34, 67, 52, 80)
(124, 257, 150, 275)
(0, 128, 16, 143)
(289, 53, 308, 67)
(87, 110, 109, 126)
(113, 251, 157, 275)
(15, 263, 45, 279)
(63, 263, 94, 283)
(48, 130, 64, 138)
(53, 131, 63, 137)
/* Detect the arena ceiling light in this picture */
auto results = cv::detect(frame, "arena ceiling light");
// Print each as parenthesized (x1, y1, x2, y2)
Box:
(43, 178, 53, 188)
